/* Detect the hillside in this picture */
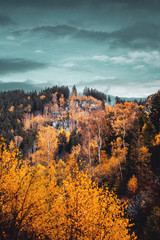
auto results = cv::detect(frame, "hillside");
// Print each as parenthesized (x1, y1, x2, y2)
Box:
(0, 86, 160, 240)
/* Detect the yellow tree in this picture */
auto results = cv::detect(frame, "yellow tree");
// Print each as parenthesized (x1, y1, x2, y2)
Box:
(154, 132, 160, 146)
(109, 137, 128, 181)
(32, 125, 58, 166)
(136, 146, 151, 178)
(46, 166, 137, 240)
(0, 141, 52, 240)
(0, 140, 136, 240)
(112, 102, 139, 163)
(128, 175, 138, 194)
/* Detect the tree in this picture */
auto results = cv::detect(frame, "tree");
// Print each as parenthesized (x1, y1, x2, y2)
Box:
(83, 87, 106, 101)
(110, 137, 128, 181)
(108, 95, 111, 105)
(57, 129, 70, 159)
(72, 85, 77, 96)
(146, 206, 160, 240)
(115, 96, 122, 104)
(0, 141, 52, 240)
(32, 125, 58, 167)
(46, 165, 137, 240)
(0, 140, 137, 239)
(150, 91, 160, 133)
(128, 175, 138, 194)
(112, 102, 139, 165)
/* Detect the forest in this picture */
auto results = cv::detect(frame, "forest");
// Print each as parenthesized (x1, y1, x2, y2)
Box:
(0, 86, 160, 240)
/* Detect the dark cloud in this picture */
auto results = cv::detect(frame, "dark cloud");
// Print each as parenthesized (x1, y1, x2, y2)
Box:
(32, 25, 78, 37)
(110, 0, 160, 12)
(1, 0, 160, 11)
(110, 22, 160, 49)
(0, 58, 48, 75)
(75, 22, 160, 50)
(13, 25, 109, 41)
(33, 25, 110, 41)
(0, 15, 16, 26)
(0, 81, 42, 92)
(13, 22, 160, 50)
(67, 21, 85, 28)
(0, 0, 84, 9)
(75, 29, 109, 41)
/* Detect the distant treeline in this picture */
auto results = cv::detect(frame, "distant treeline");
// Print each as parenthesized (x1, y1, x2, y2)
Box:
(83, 87, 107, 101)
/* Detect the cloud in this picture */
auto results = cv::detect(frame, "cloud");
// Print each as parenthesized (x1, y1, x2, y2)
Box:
(76, 78, 118, 88)
(12, 25, 109, 42)
(76, 22, 160, 50)
(1, 0, 160, 12)
(31, 25, 108, 42)
(32, 25, 78, 37)
(6, 35, 15, 40)
(76, 78, 160, 98)
(92, 55, 109, 62)
(34, 49, 45, 53)
(0, 15, 16, 26)
(128, 51, 160, 67)
(75, 29, 109, 41)
(60, 63, 75, 68)
(110, 22, 160, 50)
(67, 50, 160, 68)
(0, 80, 42, 92)
(13, 22, 160, 51)
(133, 65, 145, 69)
(0, 80, 60, 92)
(110, 0, 160, 12)
(0, 0, 84, 9)
(58, 62, 92, 73)
(0, 58, 48, 75)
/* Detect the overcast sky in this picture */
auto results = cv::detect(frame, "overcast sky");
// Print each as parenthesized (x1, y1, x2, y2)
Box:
(0, 0, 160, 97)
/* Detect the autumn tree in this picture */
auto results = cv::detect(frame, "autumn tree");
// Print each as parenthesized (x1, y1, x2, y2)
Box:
(112, 102, 139, 163)
(0, 141, 52, 240)
(128, 175, 138, 194)
(48, 167, 137, 239)
(32, 125, 58, 166)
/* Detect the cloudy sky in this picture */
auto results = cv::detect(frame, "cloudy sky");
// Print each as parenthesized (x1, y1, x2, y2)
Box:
(0, 0, 160, 97)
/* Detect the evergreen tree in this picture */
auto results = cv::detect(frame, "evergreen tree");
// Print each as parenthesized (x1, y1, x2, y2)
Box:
(108, 95, 111, 105)
(72, 85, 77, 96)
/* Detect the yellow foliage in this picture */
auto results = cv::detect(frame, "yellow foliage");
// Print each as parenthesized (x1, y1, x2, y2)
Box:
(0, 143, 51, 239)
(0, 141, 136, 240)
(72, 144, 81, 157)
(154, 133, 160, 146)
(40, 95, 46, 100)
(128, 175, 138, 194)
(32, 125, 58, 166)
(113, 102, 139, 136)
(9, 140, 15, 150)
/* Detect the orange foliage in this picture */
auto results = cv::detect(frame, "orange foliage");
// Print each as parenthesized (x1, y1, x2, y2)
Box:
(40, 95, 46, 100)
(8, 105, 14, 112)
(0, 141, 137, 240)
(154, 133, 160, 146)
(128, 175, 138, 194)
(32, 125, 58, 166)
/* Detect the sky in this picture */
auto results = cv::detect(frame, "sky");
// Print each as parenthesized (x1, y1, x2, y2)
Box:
(0, 0, 160, 97)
